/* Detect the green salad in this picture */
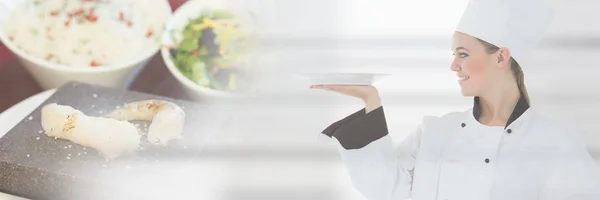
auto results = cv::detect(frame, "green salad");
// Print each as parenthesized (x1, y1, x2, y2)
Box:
(169, 8, 255, 92)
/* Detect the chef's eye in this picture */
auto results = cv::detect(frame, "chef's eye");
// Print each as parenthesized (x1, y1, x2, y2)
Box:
(452, 52, 469, 58)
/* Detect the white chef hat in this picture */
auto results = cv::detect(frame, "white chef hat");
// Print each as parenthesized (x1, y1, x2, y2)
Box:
(455, 0, 558, 64)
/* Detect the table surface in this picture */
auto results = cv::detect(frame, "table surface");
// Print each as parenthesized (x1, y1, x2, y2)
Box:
(0, 54, 189, 113)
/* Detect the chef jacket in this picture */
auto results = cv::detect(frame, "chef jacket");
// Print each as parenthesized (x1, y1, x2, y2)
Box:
(321, 95, 600, 200)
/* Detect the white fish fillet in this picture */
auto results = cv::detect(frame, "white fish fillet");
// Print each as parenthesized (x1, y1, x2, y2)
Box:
(106, 99, 185, 146)
(41, 103, 141, 160)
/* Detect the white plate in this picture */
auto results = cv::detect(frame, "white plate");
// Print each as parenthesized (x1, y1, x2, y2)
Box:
(0, 89, 55, 200)
(0, 89, 56, 138)
(297, 73, 391, 85)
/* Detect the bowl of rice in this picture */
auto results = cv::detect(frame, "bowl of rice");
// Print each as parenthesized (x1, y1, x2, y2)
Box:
(0, 0, 172, 90)
(160, 0, 259, 102)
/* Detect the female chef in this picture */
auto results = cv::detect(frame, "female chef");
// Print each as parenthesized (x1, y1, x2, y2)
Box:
(311, 0, 600, 199)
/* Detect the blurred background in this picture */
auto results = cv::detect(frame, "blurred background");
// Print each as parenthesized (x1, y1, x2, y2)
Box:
(0, 0, 599, 200)
(251, 0, 600, 158)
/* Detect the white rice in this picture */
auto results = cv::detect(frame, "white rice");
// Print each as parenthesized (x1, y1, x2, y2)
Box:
(3, 0, 163, 68)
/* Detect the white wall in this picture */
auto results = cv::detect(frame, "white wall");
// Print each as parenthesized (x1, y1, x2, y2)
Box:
(252, 0, 600, 38)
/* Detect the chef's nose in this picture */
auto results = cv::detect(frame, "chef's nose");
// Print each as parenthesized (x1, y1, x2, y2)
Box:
(450, 63, 461, 72)
(450, 59, 461, 72)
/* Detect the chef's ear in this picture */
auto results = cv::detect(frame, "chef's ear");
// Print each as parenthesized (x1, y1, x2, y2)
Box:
(496, 48, 512, 68)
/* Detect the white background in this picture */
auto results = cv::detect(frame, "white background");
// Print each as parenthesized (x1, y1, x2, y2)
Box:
(228, 1, 600, 199)
(250, 0, 600, 38)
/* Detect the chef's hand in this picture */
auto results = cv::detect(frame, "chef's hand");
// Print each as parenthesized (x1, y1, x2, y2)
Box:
(310, 85, 382, 113)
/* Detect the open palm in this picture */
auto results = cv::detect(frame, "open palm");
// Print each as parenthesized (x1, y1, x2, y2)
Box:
(310, 84, 379, 102)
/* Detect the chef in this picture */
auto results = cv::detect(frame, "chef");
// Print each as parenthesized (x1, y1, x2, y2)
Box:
(310, 0, 600, 199)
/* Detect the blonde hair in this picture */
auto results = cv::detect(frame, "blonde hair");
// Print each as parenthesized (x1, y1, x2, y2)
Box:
(477, 38, 531, 105)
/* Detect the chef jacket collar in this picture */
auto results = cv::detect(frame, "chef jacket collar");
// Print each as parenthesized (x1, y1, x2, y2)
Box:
(472, 93, 530, 129)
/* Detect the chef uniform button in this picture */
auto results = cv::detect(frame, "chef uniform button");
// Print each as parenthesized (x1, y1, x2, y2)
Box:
(485, 158, 490, 163)
(461, 123, 466, 127)
(506, 129, 512, 134)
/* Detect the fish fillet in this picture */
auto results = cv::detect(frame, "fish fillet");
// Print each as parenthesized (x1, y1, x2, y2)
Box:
(41, 103, 141, 160)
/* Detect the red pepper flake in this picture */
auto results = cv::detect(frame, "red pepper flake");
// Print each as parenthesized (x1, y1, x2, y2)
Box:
(87, 14, 98, 22)
(118, 12, 125, 21)
(191, 49, 200, 56)
(90, 60, 100, 67)
(75, 9, 84, 16)
(46, 54, 54, 60)
(127, 21, 133, 27)
(69, 9, 84, 18)
(50, 11, 59, 16)
(85, 8, 98, 22)
(64, 20, 71, 27)
(9, 36, 14, 41)
(146, 30, 153, 38)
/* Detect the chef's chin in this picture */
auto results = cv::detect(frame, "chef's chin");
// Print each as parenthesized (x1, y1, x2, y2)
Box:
(459, 86, 478, 97)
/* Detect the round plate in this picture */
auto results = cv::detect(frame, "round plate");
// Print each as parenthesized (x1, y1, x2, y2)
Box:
(296, 72, 392, 85)
(0, 89, 56, 138)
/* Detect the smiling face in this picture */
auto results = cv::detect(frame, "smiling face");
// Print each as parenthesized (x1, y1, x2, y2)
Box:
(451, 31, 511, 97)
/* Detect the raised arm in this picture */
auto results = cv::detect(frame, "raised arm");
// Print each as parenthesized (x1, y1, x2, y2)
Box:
(321, 106, 423, 200)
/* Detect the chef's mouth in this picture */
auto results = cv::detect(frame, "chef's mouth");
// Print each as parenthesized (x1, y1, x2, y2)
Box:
(458, 76, 470, 83)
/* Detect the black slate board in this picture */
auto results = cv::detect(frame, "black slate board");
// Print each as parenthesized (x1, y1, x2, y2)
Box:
(0, 82, 232, 200)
